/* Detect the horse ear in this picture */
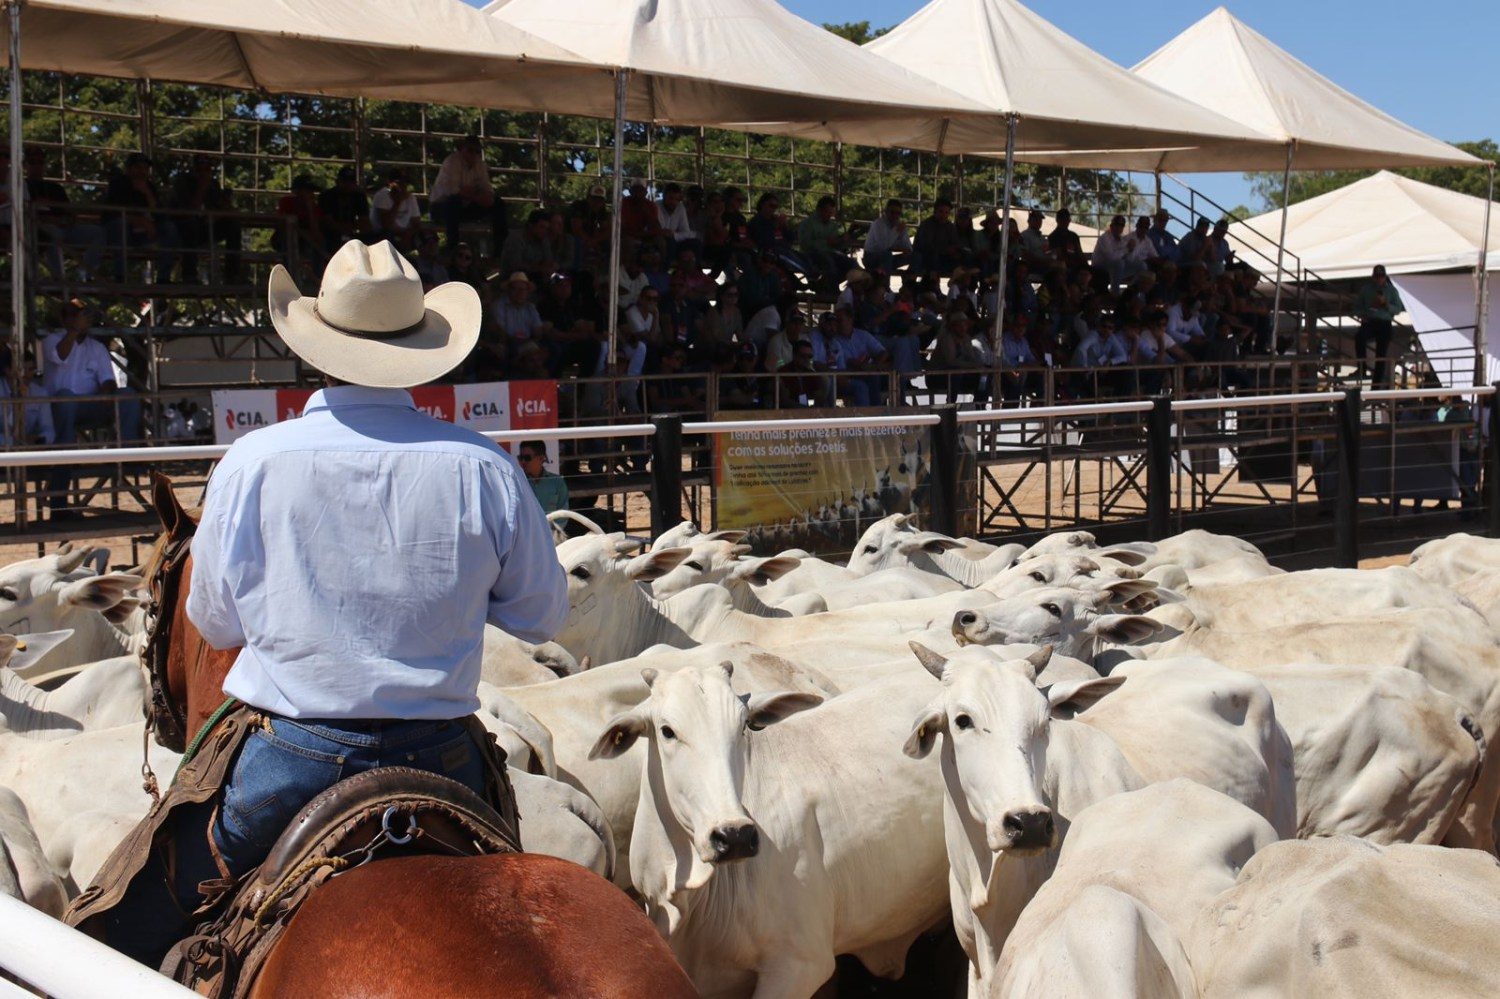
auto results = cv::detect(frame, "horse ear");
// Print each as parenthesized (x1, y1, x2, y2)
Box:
(151, 472, 191, 537)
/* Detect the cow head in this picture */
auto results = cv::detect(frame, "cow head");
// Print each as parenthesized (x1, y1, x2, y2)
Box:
(553, 534, 692, 661)
(0, 547, 142, 657)
(951, 585, 1162, 659)
(846, 514, 964, 576)
(654, 521, 748, 552)
(981, 554, 1106, 597)
(904, 642, 1126, 861)
(589, 662, 821, 886)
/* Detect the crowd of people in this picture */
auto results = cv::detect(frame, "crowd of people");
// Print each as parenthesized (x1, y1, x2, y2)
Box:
(6, 135, 1334, 426)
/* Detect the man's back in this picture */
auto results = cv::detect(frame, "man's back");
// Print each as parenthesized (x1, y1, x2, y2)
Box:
(187, 386, 567, 720)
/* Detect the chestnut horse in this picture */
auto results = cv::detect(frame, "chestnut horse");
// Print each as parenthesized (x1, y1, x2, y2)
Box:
(143, 478, 698, 998)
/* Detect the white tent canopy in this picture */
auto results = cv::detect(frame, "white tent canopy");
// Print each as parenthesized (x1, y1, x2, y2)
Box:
(1095, 6, 1480, 172)
(485, 0, 993, 130)
(0, 0, 610, 109)
(850, 0, 1280, 162)
(1397, 273, 1499, 387)
(1231, 172, 1500, 281)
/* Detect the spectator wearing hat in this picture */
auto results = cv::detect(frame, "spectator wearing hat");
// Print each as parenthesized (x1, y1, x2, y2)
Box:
(947, 266, 981, 314)
(719, 341, 766, 410)
(428, 134, 507, 252)
(1148, 209, 1179, 263)
(104, 152, 180, 282)
(500, 210, 560, 284)
(42, 298, 143, 519)
(863, 199, 912, 274)
(913, 199, 961, 278)
(796, 195, 856, 292)
(492, 272, 543, 345)
(537, 271, 600, 375)
(1047, 209, 1085, 269)
(369, 168, 421, 250)
(24, 146, 106, 283)
(319, 166, 371, 246)
(518, 440, 568, 515)
(1356, 264, 1405, 387)
(276, 174, 331, 276)
(568, 183, 612, 272)
(170, 152, 240, 284)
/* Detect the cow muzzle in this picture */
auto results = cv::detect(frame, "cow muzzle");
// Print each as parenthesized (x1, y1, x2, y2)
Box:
(952, 610, 997, 646)
(707, 821, 760, 863)
(991, 807, 1055, 854)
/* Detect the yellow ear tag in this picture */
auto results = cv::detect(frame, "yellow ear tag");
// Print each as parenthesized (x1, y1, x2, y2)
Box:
(13, 639, 26, 651)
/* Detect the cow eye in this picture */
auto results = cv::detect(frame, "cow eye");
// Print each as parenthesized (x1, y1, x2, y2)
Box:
(569, 566, 591, 580)
(659, 724, 677, 741)
(1042, 603, 1061, 617)
(862, 544, 878, 554)
(0, 587, 15, 602)
(1028, 571, 1045, 583)
(954, 714, 974, 730)
(685, 561, 703, 571)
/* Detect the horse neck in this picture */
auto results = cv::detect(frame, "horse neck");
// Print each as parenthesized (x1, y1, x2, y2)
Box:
(170, 554, 238, 738)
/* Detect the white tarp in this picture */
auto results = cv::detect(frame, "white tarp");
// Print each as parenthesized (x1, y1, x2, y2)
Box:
(485, 0, 994, 131)
(1394, 272, 1497, 387)
(1230, 172, 1500, 281)
(1111, 7, 1478, 171)
(0, 0, 607, 110)
(848, 0, 1280, 161)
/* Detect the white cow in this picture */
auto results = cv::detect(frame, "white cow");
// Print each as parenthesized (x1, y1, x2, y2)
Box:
(902, 643, 1143, 985)
(1188, 836, 1500, 998)
(997, 780, 1279, 999)
(845, 515, 1026, 584)
(1, 651, 146, 739)
(952, 585, 1164, 659)
(0, 549, 143, 675)
(480, 627, 584, 687)
(1409, 531, 1500, 587)
(750, 555, 963, 611)
(0, 785, 68, 916)
(653, 521, 746, 552)
(592, 663, 948, 997)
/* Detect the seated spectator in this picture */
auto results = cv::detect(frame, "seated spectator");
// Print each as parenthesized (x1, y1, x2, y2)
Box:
(1208, 218, 1235, 277)
(719, 343, 765, 410)
(649, 343, 706, 414)
(1091, 214, 1130, 289)
(743, 303, 782, 351)
(42, 298, 142, 519)
(1148, 209, 1178, 262)
(954, 207, 978, 267)
(1176, 216, 1213, 270)
(656, 183, 700, 259)
(0, 349, 54, 447)
(616, 257, 650, 311)
(674, 246, 716, 302)
(500, 209, 559, 282)
(764, 311, 806, 373)
(170, 152, 239, 283)
(625, 286, 664, 349)
(796, 195, 855, 291)
(510, 339, 552, 381)
(620, 181, 664, 257)
(913, 199, 961, 277)
(319, 165, 371, 247)
(1047, 208, 1085, 269)
(568, 183, 611, 272)
(368, 168, 421, 250)
(447, 241, 490, 308)
(492, 271, 544, 345)
(779, 337, 829, 407)
(1123, 215, 1158, 282)
(536, 271, 600, 375)
(518, 440, 568, 514)
(698, 285, 744, 361)
(929, 310, 990, 403)
(699, 190, 732, 277)
(104, 152, 179, 282)
(722, 187, 756, 274)
(660, 269, 702, 348)
(1018, 209, 1051, 269)
(639, 244, 670, 298)
(863, 198, 912, 274)
(1167, 296, 1207, 353)
(275, 174, 331, 277)
(428, 134, 507, 252)
(545, 209, 577, 273)
(739, 249, 786, 318)
(25, 146, 105, 282)
(824, 304, 889, 407)
(947, 266, 981, 314)
(998, 316, 1037, 402)
(413, 231, 449, 289)
(747, 193, 808, 278)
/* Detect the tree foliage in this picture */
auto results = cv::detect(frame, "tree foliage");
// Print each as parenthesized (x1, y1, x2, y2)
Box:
(1246, 139, 1497, 210)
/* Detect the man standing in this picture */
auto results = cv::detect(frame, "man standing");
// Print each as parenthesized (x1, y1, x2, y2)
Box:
(1356, 264, 1405, 387)
(428, 135, 507, 252)
(88, 240, 567, 966)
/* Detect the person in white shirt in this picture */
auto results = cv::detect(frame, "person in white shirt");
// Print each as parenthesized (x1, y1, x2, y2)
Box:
(1167, 297, 1206, 351)
(427, 134, 507, 251)
(1018, 209, 1051, 268)
(624, 287, 663, 346)
(368, 168, 422, 250)
(1122, 215, 1158, 281)
(655, 183, 699, 259)
(616, 260, 650, 311)
(42, 298, 142, 520)
(862, 199, 912, 273)
(94, 240, 564, 966)
(1091, 214, 1131, 289)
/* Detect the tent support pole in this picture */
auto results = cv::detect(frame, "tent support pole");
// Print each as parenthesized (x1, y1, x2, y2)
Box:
(606, 68, 628, 374)
(993, 113, 1017, 359)
(1153, 169, 1161, 214)
(1477, 162, 1494, 386)
(1270, 142, 1294, 349)
(8, 1, 23, 379)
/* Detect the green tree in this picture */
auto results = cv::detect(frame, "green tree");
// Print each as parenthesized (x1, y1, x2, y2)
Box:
(1246, 139, 1497, 210)
(821, 21, 891, 45)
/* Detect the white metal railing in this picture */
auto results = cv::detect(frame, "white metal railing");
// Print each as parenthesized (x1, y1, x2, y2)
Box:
(956, 400, 1154, 423)
(685, 414, 939, 434)
(1363, 386, 1497, 401)
(0, 893, 195, 998)
(1171, 392, 1343, 413)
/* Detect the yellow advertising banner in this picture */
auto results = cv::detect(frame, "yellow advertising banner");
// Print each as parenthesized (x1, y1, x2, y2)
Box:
(713, 409, 972, 554)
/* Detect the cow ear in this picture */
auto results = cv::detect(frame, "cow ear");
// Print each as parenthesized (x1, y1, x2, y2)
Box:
(1044, 675, 1126, 719)
(1094, 547, 1148, 567)
(59, 573, 145, 611)
(744, 691, 821, 730)
(641, 667, 660, 689)
(1092, 578, 1158, 609)
(898, 532, 964, 556)
(1086, 614, 1164, 645)
(0, 635, 16, 667)
(625, 546, 691, 581)
(3, 629, 76, 673)
(733, 555, 801, 585)
(704, 529, 748, 544)
(588, 710, 650, 759)
(908, 641, 950, 681)
(903, 707, 948, 759)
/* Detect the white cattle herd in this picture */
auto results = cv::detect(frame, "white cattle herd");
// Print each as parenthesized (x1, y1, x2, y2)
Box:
(2, 522, 1500, 995)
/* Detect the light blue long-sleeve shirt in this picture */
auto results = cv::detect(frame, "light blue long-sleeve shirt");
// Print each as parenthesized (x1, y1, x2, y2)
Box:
(187, 386, 568, 720)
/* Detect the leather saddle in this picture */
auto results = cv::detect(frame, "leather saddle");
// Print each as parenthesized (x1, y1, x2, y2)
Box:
(164, 767, 519, 998)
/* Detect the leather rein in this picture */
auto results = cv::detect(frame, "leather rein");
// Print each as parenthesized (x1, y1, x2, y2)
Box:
(142, 528, 196, 758)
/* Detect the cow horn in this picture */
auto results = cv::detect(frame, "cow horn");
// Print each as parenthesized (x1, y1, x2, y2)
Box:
(718, 660, 735, 679)
(731, 544, 753, 558)
(547, 510, 605, 535)
(579, 656, 593, 671)
(909, 641, 950, 681)
(613, 537, 648, 555)
(641, 667, 659, 689)
(1026, 645, 1055, 672)
(55, 546, 92, 574)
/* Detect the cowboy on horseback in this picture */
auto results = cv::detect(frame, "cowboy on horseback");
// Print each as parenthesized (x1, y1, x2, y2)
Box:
(75, 240, 568, 969)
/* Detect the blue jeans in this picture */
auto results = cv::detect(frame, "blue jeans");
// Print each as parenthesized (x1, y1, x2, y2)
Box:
(105, 714, 486, 968)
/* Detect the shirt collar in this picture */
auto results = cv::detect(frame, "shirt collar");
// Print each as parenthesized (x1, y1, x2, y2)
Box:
(302, 386, 415, 415)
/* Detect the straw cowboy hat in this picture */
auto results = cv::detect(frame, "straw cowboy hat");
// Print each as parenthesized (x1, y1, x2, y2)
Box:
(268, 240, 481, 388)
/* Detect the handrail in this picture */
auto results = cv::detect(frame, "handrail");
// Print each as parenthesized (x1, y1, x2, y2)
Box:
(1363, 386, 1497, 401)
(0, 893, 196, 998)
(685, 414, 939, 434)
(956, 400, 1154, 423)
(1171, 392, 1342, 412)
